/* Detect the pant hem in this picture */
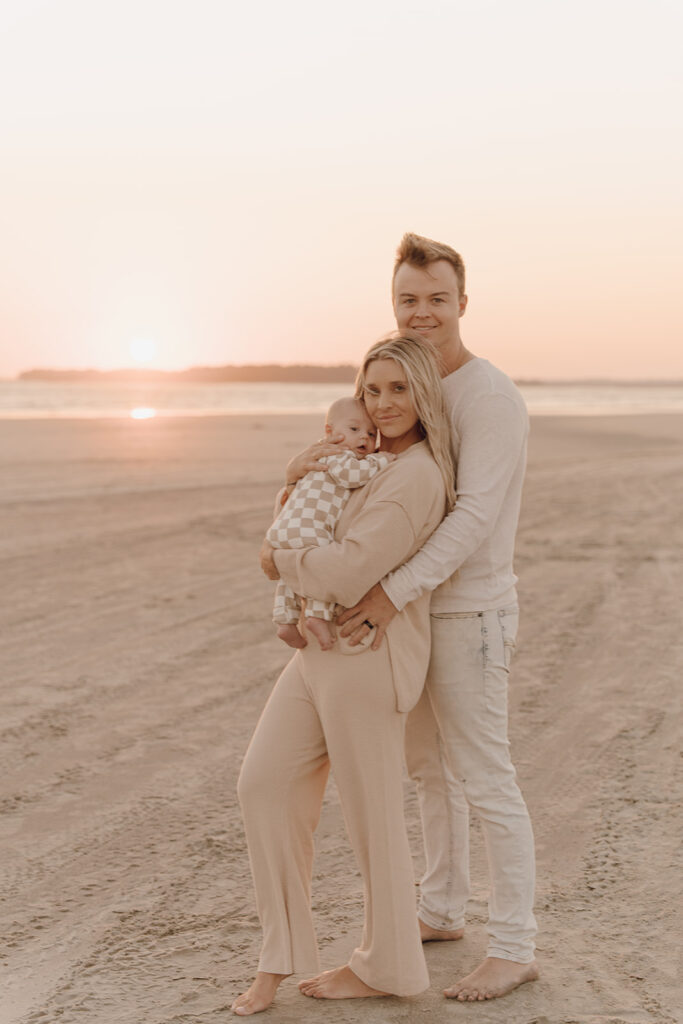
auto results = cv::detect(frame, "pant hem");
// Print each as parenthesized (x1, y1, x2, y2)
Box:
(258, 955, 319, 976)
(418, 909, 466, 932)
(257, 962, 295, 975)
(486, 948, 536, 965)
(348, 955, 430, 998)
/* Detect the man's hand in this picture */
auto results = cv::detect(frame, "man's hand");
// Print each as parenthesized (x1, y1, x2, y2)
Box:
(285, 434, 346, 485)
(260, 539, 280, 580)
(337, 582, 398, 650)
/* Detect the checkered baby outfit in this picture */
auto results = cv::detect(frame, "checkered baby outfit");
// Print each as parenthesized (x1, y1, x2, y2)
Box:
(267, 450, 393, 624)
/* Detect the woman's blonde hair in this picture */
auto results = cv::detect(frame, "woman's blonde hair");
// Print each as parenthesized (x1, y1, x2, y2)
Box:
(355, 331, 456, 512)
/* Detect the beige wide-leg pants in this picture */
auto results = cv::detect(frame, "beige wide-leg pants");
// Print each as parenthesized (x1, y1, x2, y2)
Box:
(237, 642, 429, 997)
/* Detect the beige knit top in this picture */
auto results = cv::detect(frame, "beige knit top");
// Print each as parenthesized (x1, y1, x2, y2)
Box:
(273, 440, 446, 712)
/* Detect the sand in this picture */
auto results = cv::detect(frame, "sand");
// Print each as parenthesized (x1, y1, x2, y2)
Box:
(1, 413, 681, 1024)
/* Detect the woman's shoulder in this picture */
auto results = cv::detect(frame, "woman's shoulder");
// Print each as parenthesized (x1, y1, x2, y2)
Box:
(371, 442, 444, 502)
(394, 439, 443, 477)
(339, 441, 445, 539)
(400, 439, 442, 471)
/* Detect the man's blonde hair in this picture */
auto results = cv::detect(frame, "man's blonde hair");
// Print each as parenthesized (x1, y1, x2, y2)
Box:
(393, 232, 466, 297)
(355, 331, 456, 512)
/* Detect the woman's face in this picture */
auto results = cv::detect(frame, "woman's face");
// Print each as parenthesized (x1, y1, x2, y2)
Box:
(362, 357, 423, 451)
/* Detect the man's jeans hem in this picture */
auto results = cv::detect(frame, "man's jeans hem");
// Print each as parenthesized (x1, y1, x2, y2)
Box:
(418, 907, 466, 932)
(487, 947, 536, 965)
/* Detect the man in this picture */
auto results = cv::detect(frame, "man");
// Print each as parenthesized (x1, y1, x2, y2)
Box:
(275, 233, 538, 1002)
(339, 233, 538, 1001)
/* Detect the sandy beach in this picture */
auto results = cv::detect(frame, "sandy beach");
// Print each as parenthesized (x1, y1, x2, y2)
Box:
(1, 412, 681, 1024)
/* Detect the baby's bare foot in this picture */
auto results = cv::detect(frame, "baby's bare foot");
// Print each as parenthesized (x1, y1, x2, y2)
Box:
(232, 972, 288, 1015)
(299, 965, 388, 1000)
(276, 624, 307, 649)
(305, 617, 336, 651)
(444, 957, 539, 1001)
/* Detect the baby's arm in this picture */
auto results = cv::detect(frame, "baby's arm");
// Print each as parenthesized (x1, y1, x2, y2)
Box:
(272, 479, 298, 518)
(323, 451, 395, 489)
(272, 486, 289, 519)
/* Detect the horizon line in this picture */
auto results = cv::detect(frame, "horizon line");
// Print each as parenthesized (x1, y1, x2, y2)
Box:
(4, 364, 683, 387)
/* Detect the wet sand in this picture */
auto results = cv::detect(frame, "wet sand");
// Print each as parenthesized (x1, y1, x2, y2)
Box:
(1, 413, 681, 1024)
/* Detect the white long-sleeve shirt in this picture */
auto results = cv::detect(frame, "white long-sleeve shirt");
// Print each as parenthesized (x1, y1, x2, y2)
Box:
(382, 358, 529, 614)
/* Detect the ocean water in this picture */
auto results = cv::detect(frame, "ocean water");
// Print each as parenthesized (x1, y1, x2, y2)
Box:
(1, 379, 683, 419)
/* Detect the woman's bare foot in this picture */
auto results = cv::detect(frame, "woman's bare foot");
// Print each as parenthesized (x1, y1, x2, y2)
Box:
(298, 965, 389, 1000)
(305, 617, 336, 651)
(276, 624, 307, 649)
(232, 972, 289, 1015)
(444, 957, 539, 1001)
(419, 918, 464, 942)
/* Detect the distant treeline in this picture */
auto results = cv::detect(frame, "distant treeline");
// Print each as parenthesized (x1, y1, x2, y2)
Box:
(16, 367, 681, 386)
(18, 364, 358, 384)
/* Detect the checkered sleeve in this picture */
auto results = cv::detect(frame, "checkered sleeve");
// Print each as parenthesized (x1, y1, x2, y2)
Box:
(266, 470, 344, 548)
(322, 451, 393, 489)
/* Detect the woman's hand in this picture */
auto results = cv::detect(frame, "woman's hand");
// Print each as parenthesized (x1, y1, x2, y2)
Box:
(260, 540, 280, 580)
(337, 582, 398, 650)
(285, 434, 347, 485)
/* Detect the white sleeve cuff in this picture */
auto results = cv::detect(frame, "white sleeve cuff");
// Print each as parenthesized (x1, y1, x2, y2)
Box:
(381, 568, 419, 613)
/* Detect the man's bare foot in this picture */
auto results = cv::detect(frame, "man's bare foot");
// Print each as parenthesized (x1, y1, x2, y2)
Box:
(298, 965, 389, 1000)
(419, 918, 465, 942)
(444, 957, 539, 1001)
(305, 616, 336, 651)
(232, 972, 289, 1015)
(276, 624, 307, 649)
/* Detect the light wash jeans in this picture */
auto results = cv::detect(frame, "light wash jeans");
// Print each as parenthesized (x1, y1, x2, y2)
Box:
(405, 605, 537, 964)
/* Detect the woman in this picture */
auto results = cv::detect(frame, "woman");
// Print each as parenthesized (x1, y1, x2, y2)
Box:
(232, 332, 456, 1015)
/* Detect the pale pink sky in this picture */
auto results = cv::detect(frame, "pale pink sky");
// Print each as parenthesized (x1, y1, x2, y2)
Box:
(1, 0, 681, 380)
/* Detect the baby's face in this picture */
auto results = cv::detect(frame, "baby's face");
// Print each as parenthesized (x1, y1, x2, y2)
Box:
(330, 409, 377, 456)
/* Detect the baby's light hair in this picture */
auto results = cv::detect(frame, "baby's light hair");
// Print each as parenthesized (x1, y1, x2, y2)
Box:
(325, 396, 370, 427)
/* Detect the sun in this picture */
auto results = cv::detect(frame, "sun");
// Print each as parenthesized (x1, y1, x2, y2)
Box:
(128, 338, 157, 365)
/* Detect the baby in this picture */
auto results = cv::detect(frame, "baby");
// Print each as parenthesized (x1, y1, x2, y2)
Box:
(266, 397, 394, 650)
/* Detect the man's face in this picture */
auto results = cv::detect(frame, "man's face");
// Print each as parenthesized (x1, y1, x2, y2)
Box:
(392, 259, 467, 354)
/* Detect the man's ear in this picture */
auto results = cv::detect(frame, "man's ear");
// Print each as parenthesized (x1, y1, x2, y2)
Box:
(459, 294, 468, 317)
(324, 423, 332, 436)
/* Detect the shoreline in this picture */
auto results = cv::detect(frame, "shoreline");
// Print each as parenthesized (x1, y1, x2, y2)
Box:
(4, 381, 683, 422)
(2, 407, 683, 421)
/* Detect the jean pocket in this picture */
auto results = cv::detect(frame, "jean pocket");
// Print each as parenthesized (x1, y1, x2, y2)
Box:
(431, 611, 483, 620)
(482, 609, 518, 712)
(498, 608, 518, 672)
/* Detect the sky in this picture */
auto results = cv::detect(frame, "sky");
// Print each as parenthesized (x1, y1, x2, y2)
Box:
(0, 0, 681, 380)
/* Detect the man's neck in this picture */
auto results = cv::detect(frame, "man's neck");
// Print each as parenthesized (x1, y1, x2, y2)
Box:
(440, 341, 476, 377)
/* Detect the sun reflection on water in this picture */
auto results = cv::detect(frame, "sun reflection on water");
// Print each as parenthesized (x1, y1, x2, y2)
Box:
(130, 407, 157, 420)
